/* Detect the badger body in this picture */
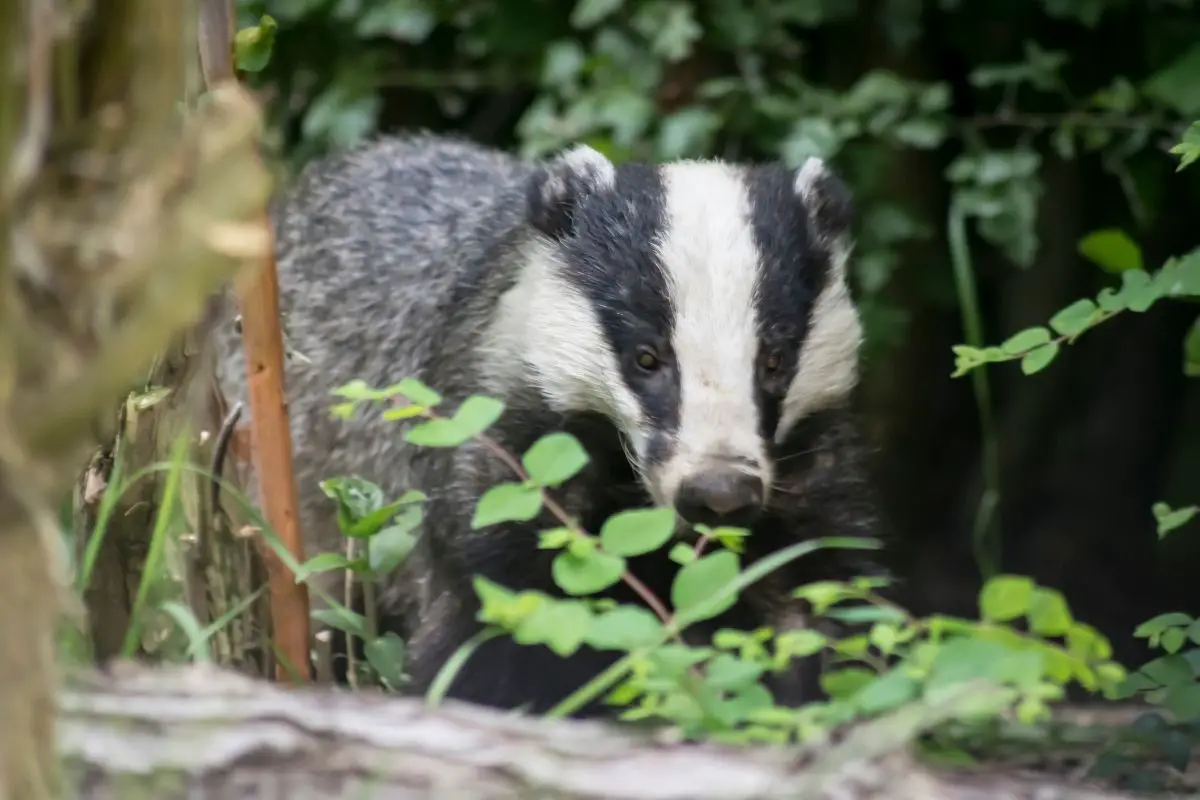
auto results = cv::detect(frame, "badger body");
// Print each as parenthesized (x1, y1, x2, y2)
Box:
(213, 134, 884, 716)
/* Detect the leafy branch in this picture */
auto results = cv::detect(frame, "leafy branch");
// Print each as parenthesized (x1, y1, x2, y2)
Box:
(953, 242, 1200, 378)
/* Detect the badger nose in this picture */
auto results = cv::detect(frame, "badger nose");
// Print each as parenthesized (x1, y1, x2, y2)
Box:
(675, 468, 764, 529)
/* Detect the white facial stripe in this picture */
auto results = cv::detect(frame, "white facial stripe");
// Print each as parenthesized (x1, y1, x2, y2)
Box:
(653, 162, 769, 501)
(775, 238, 862, 442)
(485, 240, 648, 456)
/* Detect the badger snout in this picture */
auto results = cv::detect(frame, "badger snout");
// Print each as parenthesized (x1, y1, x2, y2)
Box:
(674, 462, 765, 529)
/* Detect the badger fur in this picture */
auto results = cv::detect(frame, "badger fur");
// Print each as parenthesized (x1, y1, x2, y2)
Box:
(213, 134, 885, 716)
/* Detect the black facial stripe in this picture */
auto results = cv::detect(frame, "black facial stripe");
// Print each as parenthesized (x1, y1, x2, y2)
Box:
(556, 163, 681, 442)
(744, 164, 833, 442)
(757, 387, 783, 448)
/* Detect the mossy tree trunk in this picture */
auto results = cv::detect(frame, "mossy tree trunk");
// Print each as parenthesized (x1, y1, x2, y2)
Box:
(0, 0, 273, 795)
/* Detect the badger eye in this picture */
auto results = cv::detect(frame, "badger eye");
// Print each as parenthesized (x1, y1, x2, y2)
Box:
(635, 347, 662, 372)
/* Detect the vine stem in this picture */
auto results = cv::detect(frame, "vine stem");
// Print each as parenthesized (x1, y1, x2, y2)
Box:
(947, 199, 1002, 580)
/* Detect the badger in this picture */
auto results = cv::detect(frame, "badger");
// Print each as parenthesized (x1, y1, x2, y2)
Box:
(213, 133, 885, 716)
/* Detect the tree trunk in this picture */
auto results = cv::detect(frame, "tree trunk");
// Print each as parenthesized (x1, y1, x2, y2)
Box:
(1, 1, 274, 795)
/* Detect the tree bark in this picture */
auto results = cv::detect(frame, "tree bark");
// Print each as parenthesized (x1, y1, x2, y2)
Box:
(56, 662, 1154, 800)
(1, 1, 273, 794)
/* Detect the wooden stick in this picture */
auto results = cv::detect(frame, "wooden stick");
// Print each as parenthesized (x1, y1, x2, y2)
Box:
(196, 0, 311, 683)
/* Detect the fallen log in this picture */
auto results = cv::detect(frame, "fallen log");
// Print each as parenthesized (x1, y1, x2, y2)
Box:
(58, 662, 1147, 799)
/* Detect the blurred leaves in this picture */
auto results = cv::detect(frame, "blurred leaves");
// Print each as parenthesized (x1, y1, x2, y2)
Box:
(236, 0, 1200, 356)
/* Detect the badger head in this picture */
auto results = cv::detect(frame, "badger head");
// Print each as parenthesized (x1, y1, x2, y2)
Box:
(502, 144, 861, 531)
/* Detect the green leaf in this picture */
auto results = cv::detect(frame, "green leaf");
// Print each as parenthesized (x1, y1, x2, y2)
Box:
(302, 79, 381, 150)
(637, 2, 701, 62)
(704, 653, 764, 691)
(1162, 628, 1188, 654)
(233, 15, 278, 73)
(1160, 683, 1200, 722)
(404, 419, 467, 447)
(890, 118, 948, 149)
(403, 395, 503, 447)
(669, 543, 697, 565)
(585, 606, 665, 651)
(1169, 122, 1200, 171)
(792, 580, 854, 613)
(158, 601, 210, 662)
(1001, 326, 1052, 355)
(851, 669, 921, 714)
(1135, 612, 1195, 640)
(514, 599, 594, 656)
(599, 507, 677, 557)
(1078, 229, 1143, 274)
(471, 482, 543, 529)
(449, 396, 506, 439)
(821, 666, 875, 699)
(649, 643, 712, 678)
(1020, 342, 1060, 375)
(391, 378, 443, 408)
(772, 628, 830, 662)
(1027, 587, 1073, 637)
(868, 622, 900, 654)
(541, 40, 587, 87)
(781, 117, 841, 164)
(538, 527, 573, 550)
(369, 506, 422, 575)
(1096, 287, 1126, 313)
(1152, 501, 1199, 539)
(320, 476, 402, 538)
(1048, 299, 1099, 337)
(552, 551, 626, 596)
(356, 0, 437, 44)
(926, 639, 1043, 692)
(671, 550, 740, 622)
(1143, 44, 1200, 117)
(522, 432, 590, 487)
(1184, 319, 1200, 378)
(824, 605, 907, 624)
(657, 107, 721, 160)
(570, 0, 624, 28)
(979, 574, 1035, 621)
(1120, 270, 1160, 313)
(363, 633, 407, 689)
(295, 552, 357, 582)
(346, 498, 414, 540)
(381, 405, 426, 421)
(1140, 654, 1195, 686)
(311, 607, 367, 640)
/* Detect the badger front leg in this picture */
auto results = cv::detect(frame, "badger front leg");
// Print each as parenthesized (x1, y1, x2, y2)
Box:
(739, 572, 843, 709)
(760, 603, 842, 708)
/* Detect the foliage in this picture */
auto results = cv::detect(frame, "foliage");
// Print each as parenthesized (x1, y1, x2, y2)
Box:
(946, 122, 1200, 788)
(319, 378, 1127, 745)
(233, 0, 1198, 366)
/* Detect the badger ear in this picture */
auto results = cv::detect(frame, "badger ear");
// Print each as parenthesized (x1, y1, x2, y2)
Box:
(792, 156, 854, 249)
(526, 145, 616, 240)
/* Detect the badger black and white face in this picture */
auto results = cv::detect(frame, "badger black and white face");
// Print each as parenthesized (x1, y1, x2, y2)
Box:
(496, 145, 861, 530)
